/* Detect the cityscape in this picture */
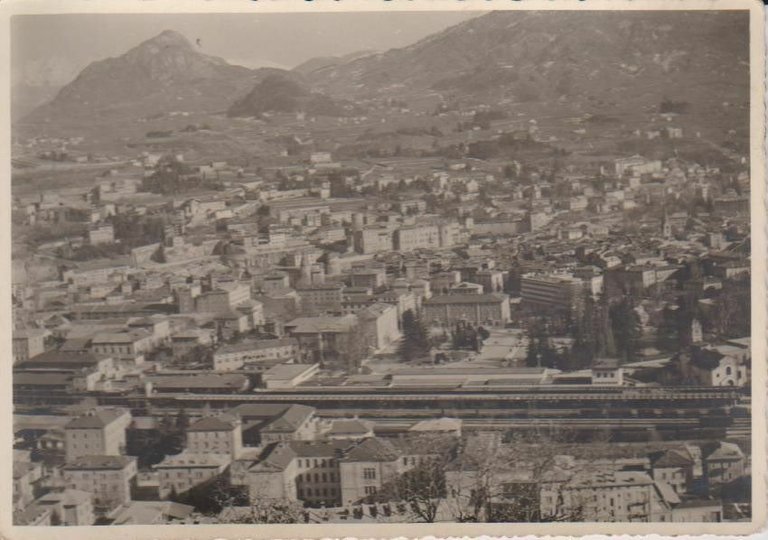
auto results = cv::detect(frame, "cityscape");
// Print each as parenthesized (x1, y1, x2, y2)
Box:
(9, 9, 754, 527)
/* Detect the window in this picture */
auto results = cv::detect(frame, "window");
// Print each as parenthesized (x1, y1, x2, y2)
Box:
(363, 468, 376, 480)
(364, 486, 377, 495)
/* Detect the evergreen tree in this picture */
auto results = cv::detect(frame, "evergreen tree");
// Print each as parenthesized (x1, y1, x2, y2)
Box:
(594, 294, 617, 358)
(610, 295, 642, 362)
(569, 292, 596, 370)
(524, 331, 540, 368)
(398, 310, 430, 362)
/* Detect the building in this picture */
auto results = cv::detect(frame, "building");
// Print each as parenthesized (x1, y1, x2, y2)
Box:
(186, 415, 243, 459)
(179, 283, 252, 314)
(90, 331, 153, 366)
(542, 470, 672, 522)
(591, 358, 624, 386)
(338, 436, 441, 505)
(262, 363, 320, 389)
(651, 448, 696, 496)
(284, 315, 359, 365)
(212, 338, 299, 372)
(229, 443, 299, 503)
(357, 303, 401, 351)
(394, 224, 440, 252)
(88, 224, 115, 245)
(614, 155, 662, 177)
(297, 283, 345, 315)
(64, 408, 132, 462)
(228, 403, 319, 445)
(704, 442, 746, 486)
(685, 344, 750, 387)
(520, 273, 588, 312)
(353, 226, 393, 254)
(12, 328, 48, 364)
(290, 440, 351, 507)
(110, 500, 195, 525)
(154, 453, 230, 499)
(30, 489, 95, 526)
(62, 455, 138, 511)
(13, 461, 42, 510)
(422, 293, 511, 327)
(474, 270, 506, 294)
(350, 267, 387, 290)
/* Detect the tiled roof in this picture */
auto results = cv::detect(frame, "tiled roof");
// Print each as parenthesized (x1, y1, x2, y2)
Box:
(424, 293, 508, 305)
(327, 419, 373, 436)
(342, 438, 399, 463)
(154, 452, 229, 469)
(63, 455, 136, 471)
(187, 416, 237, 432)
(65, 408, 129, 430)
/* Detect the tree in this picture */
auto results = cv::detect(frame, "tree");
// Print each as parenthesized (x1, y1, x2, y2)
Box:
(398, 310, 430, 362)
(594, 294, 617, 358)
(218, 498, 305, 524)
(373, 434, 457, 523)
(452, 321, 479, 351)
(610, 295, 642, 362)
(444, 427, 588, 523)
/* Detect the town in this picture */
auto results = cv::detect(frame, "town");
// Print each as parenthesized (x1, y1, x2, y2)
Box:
(10, 14, 752, 527)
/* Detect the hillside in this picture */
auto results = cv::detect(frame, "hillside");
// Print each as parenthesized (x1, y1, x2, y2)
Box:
(227, 73, 352, 118)
(304, 11, 749, 131)
(18, 30, 262, 131)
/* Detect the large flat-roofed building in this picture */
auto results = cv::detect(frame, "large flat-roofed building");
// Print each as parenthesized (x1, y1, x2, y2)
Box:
(147, 373, 250, 394)
(213, 338, 299, 372)
(422, 293, 511, 327)
(297, 283, 345, 315)
(394, 224, 440, 252)
(353, 226, 393, 254)
(390, 366, 556, 387)
(178, 283, 252, 315)
(262, 363, 320, 389)
(520, 273, 587, 311)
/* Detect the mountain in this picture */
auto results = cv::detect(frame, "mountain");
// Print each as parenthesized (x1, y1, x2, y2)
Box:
(227, 73, 350, 118)
(12, 83, 61, 121)
(292, 50, 377, 76)
(304, 11, 749, 123)
(19, 30, 263, 128)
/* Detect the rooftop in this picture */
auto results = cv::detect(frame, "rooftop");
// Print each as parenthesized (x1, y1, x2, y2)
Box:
(66, 408, 130, 430)
(63, 455, 136, 471)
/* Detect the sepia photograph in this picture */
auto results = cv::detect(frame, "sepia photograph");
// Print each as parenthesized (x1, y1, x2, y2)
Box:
(2, 1, 765, 537)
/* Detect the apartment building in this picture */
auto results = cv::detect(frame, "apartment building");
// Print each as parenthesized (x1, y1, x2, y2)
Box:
(64, 408, 132, 463)
(62, 455, 137, 511)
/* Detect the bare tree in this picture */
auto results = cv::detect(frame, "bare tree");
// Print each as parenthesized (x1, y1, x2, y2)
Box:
(371, 433, 458, 522)
(444, 424, 589, 522)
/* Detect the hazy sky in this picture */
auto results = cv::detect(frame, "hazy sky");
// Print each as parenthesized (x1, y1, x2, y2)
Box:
(12, 12, 480, 86)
